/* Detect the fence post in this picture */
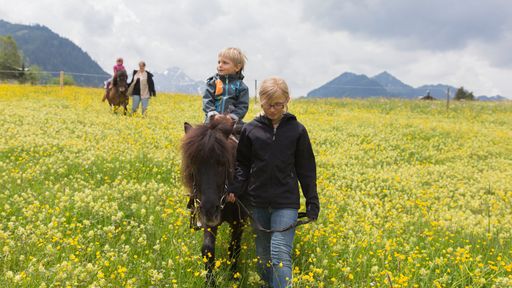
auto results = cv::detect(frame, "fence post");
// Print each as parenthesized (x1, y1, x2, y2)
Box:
(446, 88, 450, 110)
(60, 71, 64, 89)
(254, 79, 258, 105)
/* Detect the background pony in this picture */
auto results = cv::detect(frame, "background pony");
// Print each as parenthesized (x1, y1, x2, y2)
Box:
(106, 70, 129, 114)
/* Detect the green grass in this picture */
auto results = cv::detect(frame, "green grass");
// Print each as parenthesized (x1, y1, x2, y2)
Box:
(1, 84, 512, 287)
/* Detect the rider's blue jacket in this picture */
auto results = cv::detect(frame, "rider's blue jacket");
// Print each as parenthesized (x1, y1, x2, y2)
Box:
(202, 73, 249, 122)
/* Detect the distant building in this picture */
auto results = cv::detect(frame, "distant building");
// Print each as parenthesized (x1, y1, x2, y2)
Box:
(419, 89, 436, 100)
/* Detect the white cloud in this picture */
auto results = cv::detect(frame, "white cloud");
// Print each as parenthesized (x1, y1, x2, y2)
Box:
(0, 0, 511, 97)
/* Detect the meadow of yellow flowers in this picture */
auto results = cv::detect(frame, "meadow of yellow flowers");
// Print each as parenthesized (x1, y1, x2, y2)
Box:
(1, 84, 511, 287)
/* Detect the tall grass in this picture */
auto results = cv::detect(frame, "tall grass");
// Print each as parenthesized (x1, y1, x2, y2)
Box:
(1, 84, 511, 287)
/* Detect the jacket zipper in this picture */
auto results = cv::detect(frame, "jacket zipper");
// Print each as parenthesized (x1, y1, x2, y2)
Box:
(222, 77, 229, 113)
(272, 121, 281, 141)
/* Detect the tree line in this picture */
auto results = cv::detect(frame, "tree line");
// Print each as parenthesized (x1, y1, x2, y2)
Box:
(0, 35, 75, 85)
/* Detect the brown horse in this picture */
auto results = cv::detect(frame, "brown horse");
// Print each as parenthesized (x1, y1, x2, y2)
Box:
(106, 70, 129, 114)
(181, 115, 247, 287)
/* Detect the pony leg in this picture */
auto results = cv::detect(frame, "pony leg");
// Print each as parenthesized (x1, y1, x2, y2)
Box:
(229, 222, 243, 277)
(202, 227, 218, 287)
(102, 88, 108, 102)
(103, 85, 111, 102)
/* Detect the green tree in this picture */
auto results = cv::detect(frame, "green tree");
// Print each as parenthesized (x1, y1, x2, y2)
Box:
(0, 35, 23, 81)
(21, 65, 50, 85)
(454, 86, 475, 101)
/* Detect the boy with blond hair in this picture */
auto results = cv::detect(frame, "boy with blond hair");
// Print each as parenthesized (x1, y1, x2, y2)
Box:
(187, 48, 249, 210)
(202, 47, 249, 123)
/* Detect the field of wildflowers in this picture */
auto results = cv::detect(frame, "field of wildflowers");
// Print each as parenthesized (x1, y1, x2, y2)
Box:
(1, 84, 511, 287)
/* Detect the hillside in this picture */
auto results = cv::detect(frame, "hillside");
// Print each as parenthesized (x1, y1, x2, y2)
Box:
(0, 19, 108, 86)
(372, 71, 417, 98)
(153, 67, 204, 94)
(307, 72, 389, 98)
(415, 84, 458, 99)
(308, 71, 508, 100)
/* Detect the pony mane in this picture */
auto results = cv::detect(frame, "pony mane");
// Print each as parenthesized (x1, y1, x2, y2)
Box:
(181, 116, 236, 193)
(113, 70, 127, 87)
(116, 69, 127, 77)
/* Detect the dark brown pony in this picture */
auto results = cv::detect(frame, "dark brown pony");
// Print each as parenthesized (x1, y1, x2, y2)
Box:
(181, 115, 247, 287)
(106, 70, 129, 114)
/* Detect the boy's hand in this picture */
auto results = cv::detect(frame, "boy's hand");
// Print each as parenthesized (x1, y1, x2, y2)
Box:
(226, 193, 236, 203)
(213, 114, 223, 121)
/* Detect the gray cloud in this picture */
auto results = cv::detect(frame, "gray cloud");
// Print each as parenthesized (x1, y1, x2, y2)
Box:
(302, 0, 511, 51)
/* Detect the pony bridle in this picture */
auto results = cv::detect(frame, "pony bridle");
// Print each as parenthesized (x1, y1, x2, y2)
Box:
(190, 166, 230, 229)
(118, 75, 126, 92)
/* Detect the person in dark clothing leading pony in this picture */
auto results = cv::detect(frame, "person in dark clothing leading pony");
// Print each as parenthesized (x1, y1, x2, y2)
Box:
(227, 76, 320, 288)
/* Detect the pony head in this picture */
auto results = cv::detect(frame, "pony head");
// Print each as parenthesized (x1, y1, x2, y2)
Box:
(181, 115, 236, 227)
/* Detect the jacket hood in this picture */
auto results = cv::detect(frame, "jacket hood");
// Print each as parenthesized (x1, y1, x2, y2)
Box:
(214, 72, 244, 81)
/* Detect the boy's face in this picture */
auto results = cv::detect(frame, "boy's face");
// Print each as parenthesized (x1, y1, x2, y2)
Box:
(217, 57, 241, 76)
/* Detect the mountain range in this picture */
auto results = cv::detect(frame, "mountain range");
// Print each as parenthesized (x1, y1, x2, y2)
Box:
(153, 67, 204, 95)
(307, 71, 509, 101)
(0, 19, 109, 86)
(0, 19, 204, 93)
(1, 19, 508, 100)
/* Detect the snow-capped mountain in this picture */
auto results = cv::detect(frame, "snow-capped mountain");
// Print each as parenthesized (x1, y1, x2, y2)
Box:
(153, 67, 205, 95)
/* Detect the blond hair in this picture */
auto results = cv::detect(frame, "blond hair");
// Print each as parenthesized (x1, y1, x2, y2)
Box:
(259, 77, 290, 105)
(218, 47, 247, 73)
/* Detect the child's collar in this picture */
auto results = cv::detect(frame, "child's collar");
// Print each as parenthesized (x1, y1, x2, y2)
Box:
(217, 72, 244, 81)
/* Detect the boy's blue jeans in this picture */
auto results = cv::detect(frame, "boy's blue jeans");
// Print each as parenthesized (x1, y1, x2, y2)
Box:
(131, 95, 149, 115)
(252, 207, 298, 288)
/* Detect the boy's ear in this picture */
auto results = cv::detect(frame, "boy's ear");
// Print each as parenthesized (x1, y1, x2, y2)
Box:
(236, 64, 243, 72)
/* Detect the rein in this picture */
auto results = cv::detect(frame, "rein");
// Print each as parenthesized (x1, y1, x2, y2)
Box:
(189, 172, 312, 233)
(187, 129, 311, 233)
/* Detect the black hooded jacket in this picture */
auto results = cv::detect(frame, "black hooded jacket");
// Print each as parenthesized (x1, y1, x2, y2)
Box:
(228, 113, 320, 220)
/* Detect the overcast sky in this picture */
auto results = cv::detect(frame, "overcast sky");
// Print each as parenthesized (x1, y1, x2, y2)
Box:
(1, 0, 511, 97)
